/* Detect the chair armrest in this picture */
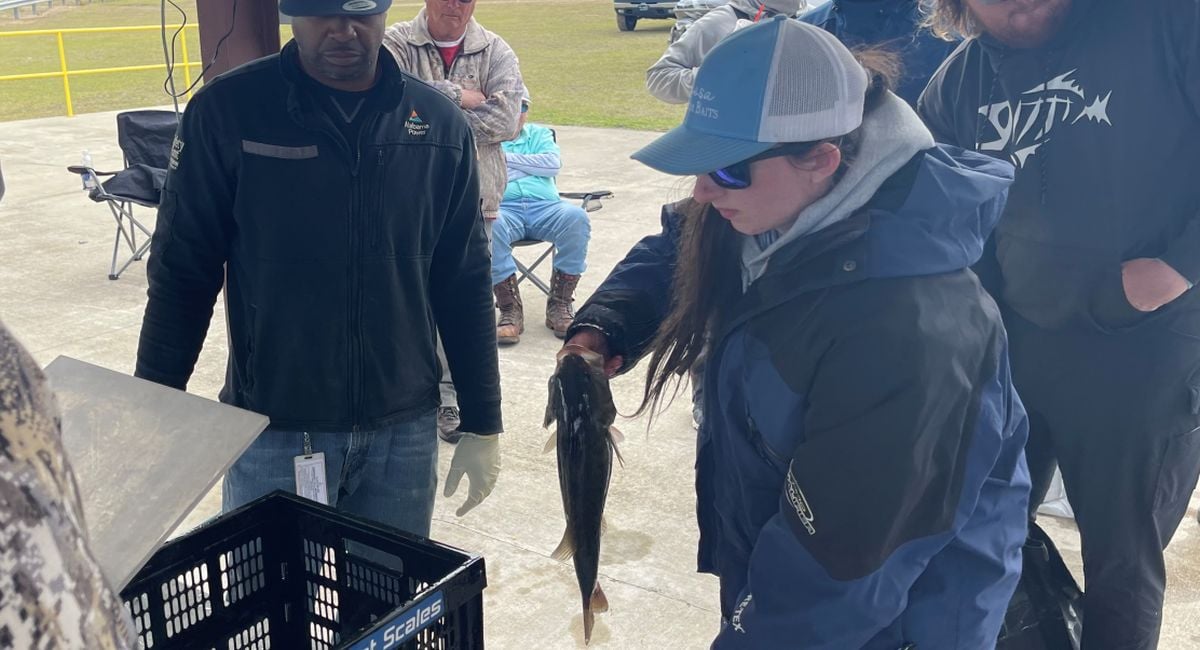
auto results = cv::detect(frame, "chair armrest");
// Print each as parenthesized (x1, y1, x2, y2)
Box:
(559, 190, 613, 213)
(559, 190, 613, 200)
(67, 165, 119, 177)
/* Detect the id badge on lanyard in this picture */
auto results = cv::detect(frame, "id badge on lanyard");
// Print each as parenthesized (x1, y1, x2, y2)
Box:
(294, 431, 329, 505)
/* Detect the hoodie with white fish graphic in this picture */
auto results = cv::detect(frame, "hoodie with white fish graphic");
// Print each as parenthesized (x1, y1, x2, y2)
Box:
(918, 0, 1200, 332)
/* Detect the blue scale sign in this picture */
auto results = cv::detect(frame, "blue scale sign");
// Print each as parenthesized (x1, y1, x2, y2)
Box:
(345, 591, 446, 650)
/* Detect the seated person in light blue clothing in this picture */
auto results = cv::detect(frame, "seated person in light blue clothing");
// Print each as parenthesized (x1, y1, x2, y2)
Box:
(491, 90, 590, 345)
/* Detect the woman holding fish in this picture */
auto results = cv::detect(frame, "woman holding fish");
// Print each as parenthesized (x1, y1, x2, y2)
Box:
(564, 17, 1031, 649)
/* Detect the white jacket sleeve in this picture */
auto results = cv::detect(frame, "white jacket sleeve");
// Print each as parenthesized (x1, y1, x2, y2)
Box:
(645, 8, 740, 104)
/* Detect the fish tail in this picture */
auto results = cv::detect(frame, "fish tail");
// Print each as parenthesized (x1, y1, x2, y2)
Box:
(583, 605, 594, 644)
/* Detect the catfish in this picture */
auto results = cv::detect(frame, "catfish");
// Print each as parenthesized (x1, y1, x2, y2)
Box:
(544, 344, 624, 644)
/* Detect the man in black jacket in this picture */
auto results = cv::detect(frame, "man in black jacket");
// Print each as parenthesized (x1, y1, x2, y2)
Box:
(919, 1, 1200, 647)
(135, 0, 502, 536)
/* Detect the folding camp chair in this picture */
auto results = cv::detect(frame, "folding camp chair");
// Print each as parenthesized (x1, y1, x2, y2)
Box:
(511, 190, 612, 295)
(67, 110, 177, 280)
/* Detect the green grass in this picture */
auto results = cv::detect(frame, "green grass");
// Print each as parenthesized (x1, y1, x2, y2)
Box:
(0, 0, 685, 130)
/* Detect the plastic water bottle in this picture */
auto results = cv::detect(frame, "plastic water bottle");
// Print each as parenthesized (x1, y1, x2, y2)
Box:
(80, 150, 97, 190)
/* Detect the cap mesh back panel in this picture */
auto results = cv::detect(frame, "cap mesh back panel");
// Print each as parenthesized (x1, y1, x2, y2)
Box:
(767, 27, 840, 119)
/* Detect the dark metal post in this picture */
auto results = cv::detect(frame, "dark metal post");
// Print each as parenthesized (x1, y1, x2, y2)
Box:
(195, 0, 281, 82)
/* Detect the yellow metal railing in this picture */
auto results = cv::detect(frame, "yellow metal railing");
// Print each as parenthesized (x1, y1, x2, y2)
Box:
(0, 25, 202, 117)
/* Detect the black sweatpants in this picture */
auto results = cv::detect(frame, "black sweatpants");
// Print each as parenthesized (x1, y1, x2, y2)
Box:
(1007, 309, 1200, 650)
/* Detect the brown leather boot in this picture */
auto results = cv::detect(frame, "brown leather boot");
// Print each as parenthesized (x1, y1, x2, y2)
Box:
(546, 269, 581, 339)
(494, 274, 524, 345)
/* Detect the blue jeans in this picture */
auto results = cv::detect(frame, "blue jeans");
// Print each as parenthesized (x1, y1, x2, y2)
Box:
(222, 410, 438, 537)
(491, 198, 590, 286)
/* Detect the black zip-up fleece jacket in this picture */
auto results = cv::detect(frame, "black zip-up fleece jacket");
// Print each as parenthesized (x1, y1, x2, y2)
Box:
(919, 0, 1200, 333)
(135, 41, 502, 434)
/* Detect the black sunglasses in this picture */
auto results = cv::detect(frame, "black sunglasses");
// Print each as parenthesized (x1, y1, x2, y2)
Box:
(707, 142, 821, 190)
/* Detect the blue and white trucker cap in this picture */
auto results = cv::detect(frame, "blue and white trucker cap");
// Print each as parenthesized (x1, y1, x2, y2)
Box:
(633, 16, 868, 175)
(280, 0, 392, 17)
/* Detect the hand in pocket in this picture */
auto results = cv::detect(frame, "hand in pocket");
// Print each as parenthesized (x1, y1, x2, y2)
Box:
(1121, 258, 1191, 312)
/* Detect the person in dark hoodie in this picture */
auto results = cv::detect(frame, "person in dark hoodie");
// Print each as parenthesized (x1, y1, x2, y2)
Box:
(800, 0, 958, 106)
(918, 1, 1200, 647)
(566, 17, 1029, 647)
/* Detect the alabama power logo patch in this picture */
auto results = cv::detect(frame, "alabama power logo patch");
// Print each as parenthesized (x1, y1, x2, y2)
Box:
(405, 110, 429, 137)
(977, 69, 1113, 168)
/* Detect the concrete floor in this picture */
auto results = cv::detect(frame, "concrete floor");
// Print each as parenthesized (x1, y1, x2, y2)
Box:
(2, 108, 1199, 648)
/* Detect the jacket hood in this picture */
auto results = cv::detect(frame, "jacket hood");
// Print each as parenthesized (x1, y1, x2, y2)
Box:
(742, 93, 934, 285)
(757, 145, 1014, 296)
(861, 145, 1014, 280)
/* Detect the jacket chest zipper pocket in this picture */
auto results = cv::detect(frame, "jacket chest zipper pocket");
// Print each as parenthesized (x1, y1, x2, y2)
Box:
(369, 149, 385, 250)
(745, 412, 787, 472)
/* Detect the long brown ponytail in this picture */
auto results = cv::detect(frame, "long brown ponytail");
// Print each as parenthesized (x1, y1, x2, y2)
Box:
(633, 198, 741, 419)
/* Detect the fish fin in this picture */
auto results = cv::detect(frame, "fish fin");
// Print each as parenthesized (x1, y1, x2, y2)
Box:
(611, 440, 626, 469)
(583, 606, 595, 645)
(543, 430, 557, 454)
(551, 528, 574, 561)
(590, 581, 610, 614)
(608, 425, 625, 443)
(543, 380, 556, 428)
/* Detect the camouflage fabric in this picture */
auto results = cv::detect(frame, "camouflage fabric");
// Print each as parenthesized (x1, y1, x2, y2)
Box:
(0, 321, 135, 649)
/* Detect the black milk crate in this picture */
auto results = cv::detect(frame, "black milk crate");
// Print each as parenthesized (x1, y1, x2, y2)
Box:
(119, 491, 486, 649)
